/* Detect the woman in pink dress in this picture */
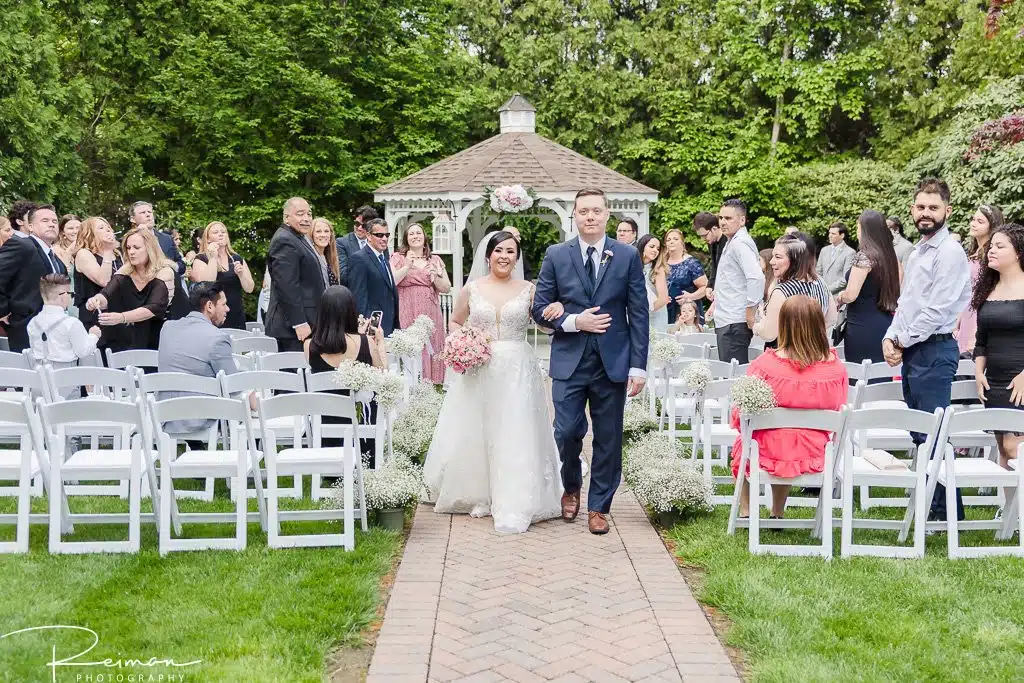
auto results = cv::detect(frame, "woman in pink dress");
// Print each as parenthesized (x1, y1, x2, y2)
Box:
(391, 223, 451, 383)
(730, 295, 849, 518)
(956, 204, 1003, 355)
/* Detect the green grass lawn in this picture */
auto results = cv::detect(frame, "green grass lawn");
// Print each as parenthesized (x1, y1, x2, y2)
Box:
(665, 485, 1024, 683)
(0, 482, 402, 682)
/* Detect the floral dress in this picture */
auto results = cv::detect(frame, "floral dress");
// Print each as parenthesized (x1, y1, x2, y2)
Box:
(390, 253, 447, 383)
(666, 256, 706, 326)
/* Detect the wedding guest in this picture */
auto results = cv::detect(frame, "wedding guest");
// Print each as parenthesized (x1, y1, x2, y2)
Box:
(659, 228, 707, 326)
(190, 221, 255, 330)
(0, 204, 66, 352)
(705, 199, 764, 363)
(836, 211, 900, 364)
(304, 286, 386, 459)
(265, 197, 327, 352)
(754, 234, 836, 348)
(311, 217, 340, 286)
(972, 222, 1024, 509)
(391, 223, 450, 383)
(349, 218, 400, 336)
(816, 222, 856, 294)
(956, 204, 1003, 355)
(170, 228, 183, 253)
(693, 212, 725, 289)
(883, 177, 971, 522)
(616, 218, 638, 246)
(183, 228, 202, 268)
(257, 267, 270, 326)
(731, 295, 848, 518)
(670, 301, 703, 335)
(128, 201, 188, 319)
(636, 234, 669, 334)
(28, 274, 101, 370)
(887, 215, 914, 267)
(74, 217, 122, 342)
(85, 227, 174, 352)
(0, 218, 12, 247)
(759, 249, 775, 301)
(7, 200, 35, 237)
(337, 205, 378, 286)
(54, 214, 81, 271)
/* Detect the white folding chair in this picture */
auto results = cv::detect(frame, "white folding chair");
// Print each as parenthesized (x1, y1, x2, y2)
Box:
(137, 371, 224, 501)
(148, 395, 267, 554)
(257, 352, 309, 372)
(232, 353, 257, 372)
(665, 359, 738, 442)
(41, 398, 157, 554)
(224, 328, 253, 339)
(245, 323, 265, 335)
(0, 350, 33, 370)
(928, 408, 1024, 558)
(839, 406, 944, 559)
(258, 393, 360, 549)
(233, 336, 279, 355)
(696, 377, 741, 504)
(646, 342, 710, 424)
(0, 398, 46, 552)
(105, 348, 160, 371)
(219, 370, 307, 499)
(304, 369, 376, 511)
(956, 358, 976, 377)
(728, 406, 850, 558)
(675, 332, 718, 349)
(0, 366, 47, 404)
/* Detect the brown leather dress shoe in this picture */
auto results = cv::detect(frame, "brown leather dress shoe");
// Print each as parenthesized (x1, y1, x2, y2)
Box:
(588, 511, 610, 535)
(561, 492, 580, 522)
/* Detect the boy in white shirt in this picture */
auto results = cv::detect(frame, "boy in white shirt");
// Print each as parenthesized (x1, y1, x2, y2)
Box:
(28, 274, 101, 368)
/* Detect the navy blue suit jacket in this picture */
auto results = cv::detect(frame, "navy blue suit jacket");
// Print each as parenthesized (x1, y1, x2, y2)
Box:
(531, 238, 649, 383)
(348, 246, 400, 336)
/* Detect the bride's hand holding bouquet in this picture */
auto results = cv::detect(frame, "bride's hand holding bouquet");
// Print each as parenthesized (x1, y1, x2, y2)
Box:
(441, 325, 492, 374)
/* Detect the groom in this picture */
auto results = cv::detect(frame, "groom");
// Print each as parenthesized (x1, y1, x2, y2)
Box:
(532, 188, 649, 534)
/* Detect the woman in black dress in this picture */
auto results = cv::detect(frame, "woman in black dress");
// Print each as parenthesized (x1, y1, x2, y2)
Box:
(189, 221, 255, 330)
(836, 210, 901, 364)
(973, 223, 1024, 483)
(84, 228, 173, 352)
(74, 217, 123, 349)
(303, 286, 387, 458)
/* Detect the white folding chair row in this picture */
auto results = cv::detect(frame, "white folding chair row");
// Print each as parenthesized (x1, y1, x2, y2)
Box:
(694, 376, 741, 504)
(675, 332, 717, 349)
(0, 398, 49, 553)
(645, 342, 710, 422)
(728, 407, 850, 558)
(0, 349, 35, 370)
(256, 351, 309, 372)
(232, 335, 279, 355)
(664, 359, 738, 442)
(105, 348, 159, 371)
(843, 359, 903, 390)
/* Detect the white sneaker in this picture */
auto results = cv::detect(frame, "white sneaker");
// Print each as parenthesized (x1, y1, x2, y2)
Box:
(581, 456, 589, 477)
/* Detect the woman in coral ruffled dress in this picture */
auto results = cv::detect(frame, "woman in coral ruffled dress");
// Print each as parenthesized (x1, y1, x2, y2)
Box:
(730, 295, 849, 519)
(390, 223, 451, 383)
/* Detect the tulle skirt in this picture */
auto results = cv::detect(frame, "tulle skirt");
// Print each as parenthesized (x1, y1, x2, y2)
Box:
(424, 340, 562, 533)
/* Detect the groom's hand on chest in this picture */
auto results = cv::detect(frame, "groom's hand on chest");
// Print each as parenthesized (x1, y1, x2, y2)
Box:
(576, 306, 611, 333)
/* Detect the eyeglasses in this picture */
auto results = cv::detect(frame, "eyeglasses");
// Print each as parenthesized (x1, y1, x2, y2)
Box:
(370, 232, 390, 238)
(57, 291, 72, 297)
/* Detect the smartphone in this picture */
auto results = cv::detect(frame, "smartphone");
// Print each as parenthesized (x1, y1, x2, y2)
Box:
(368, 310, 383, 334)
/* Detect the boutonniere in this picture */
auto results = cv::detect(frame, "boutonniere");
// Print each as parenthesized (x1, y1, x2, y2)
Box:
(601, 249, 614, 267)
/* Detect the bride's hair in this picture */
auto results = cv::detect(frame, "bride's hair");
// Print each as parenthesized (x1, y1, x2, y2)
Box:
(485, 230, 521, 261)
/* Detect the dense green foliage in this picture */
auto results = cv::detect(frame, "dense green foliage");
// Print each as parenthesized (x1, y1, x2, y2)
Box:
(2, 0, 1024, 265)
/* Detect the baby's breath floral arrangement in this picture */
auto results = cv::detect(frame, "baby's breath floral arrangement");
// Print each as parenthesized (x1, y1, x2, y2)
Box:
(408, 315, 435, 345)
(388, 329, 423, 358)
(392, 383, 443, 461)
(623, 432, 712, 518)
(622, 400, 657, 436)
(650, 337, 683, 365)
(678, 361, 712, 393)
(729, 375, 777, 416)
(328, 451, 423, 512)
(333, 360, 406, 410)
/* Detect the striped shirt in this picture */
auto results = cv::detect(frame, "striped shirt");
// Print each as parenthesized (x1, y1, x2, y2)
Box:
(774, 278, 831, 314)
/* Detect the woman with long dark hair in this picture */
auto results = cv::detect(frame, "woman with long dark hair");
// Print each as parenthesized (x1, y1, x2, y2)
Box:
(837, 210, 901, 364)
(972, 223, 1024, 509)
(753, 233, 836, 346)
(636, 233, 669, 333)
(956, 204, 1004, 355)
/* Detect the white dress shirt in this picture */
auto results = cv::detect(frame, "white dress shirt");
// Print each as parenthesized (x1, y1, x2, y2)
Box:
(713, 228, 764, 326)
(28, 305, 99, 365)
(885, 227, 970, 349)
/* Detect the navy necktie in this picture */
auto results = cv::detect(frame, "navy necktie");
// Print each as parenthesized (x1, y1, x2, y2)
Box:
(48, 250, 63, 275)
(378, 253, 391, 286)
(585, 246, 596, 284)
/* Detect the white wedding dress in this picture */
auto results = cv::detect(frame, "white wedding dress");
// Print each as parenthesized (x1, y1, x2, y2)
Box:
(424, 281, 562, 534)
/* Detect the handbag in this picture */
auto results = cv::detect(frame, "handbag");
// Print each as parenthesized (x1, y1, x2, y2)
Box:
(831, 305, 848, 346)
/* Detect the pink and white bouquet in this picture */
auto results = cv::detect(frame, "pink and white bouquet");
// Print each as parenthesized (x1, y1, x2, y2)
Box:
(440, 326, 492, 374)
(487, 184, 536, 214)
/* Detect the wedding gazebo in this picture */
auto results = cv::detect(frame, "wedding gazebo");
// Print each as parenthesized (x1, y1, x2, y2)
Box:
(374, 95, 659, 291)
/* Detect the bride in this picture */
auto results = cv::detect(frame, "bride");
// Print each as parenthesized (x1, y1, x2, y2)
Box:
(424, 230, 562, 533)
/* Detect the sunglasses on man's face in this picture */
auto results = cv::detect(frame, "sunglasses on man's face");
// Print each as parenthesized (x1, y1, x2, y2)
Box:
(371, 232, 390, 239)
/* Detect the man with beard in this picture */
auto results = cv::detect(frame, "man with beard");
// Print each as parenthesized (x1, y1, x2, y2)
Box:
(882, 177, 971, 522)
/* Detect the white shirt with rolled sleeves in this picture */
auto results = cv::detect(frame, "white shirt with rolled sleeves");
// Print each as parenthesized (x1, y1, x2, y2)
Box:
(885, 227, 971, 349)
(559, 235, 645, 380)
(712, 227, 764, 327)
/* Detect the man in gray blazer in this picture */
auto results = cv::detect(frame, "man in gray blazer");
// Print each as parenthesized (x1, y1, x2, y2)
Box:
(157, 282, 249, 434)
(816, 222, 856, 294)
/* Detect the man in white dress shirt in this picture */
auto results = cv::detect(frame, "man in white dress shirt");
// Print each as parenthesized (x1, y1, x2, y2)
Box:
(28, 274, 101, 370)
(817, 222, 856, 294)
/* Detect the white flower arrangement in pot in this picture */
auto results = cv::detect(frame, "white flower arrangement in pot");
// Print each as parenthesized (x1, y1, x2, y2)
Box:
(329, 451, 424, 531)
(623, 432, 713, 527)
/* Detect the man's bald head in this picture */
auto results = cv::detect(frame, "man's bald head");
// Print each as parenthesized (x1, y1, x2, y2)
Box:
(283, 197, 312, 235)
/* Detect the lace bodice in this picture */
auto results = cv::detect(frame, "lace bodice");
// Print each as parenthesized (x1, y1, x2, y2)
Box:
(467, 281, 533, 341)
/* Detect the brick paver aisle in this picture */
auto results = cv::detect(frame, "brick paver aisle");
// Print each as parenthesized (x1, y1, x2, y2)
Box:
(367, 490, 740, 683)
